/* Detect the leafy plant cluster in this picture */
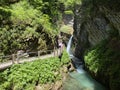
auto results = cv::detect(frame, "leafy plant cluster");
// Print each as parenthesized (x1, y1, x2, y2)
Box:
(0, 0, 83, 55)
(84, 37, 120, 90)
(59, 0, 81, 9)
(0, 51, 70, 90)
(61, 50, 70, 65)
(0, 0, 64, 55)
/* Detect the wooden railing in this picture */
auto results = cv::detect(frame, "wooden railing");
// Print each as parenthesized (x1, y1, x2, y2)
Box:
(0, 48, 61, 64)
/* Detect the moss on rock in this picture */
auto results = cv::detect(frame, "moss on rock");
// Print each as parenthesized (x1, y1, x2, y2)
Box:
(84, 37, 120, 90)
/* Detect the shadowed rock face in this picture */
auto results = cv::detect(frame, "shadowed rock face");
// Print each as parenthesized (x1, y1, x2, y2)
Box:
(73, 1, 120, 61)
(73, 1, 120, 90)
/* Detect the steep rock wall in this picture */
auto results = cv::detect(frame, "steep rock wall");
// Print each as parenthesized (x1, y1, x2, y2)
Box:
(73, 1, 120, 90)
(73, 1, 120, 62)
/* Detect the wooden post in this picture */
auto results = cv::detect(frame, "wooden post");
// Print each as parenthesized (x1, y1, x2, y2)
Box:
(12, 54, 15, 64)
(59, 48, 61, 57)
(38, 51, 40, 57)
(56, 49, 58, 57)
(54, 47, 55, 57)
(16, 53, 19, 64)
(44, 51, 47, 56)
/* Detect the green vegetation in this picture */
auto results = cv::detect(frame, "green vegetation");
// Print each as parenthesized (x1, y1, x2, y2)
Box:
(64, 10, 74, 15)
(85, 37, 120, 90)
(0, 51, 70, 90)
(61, 50, 70, 65)
(0, 0, 61, 55)
(60, 0, 81, 8)
(0, 0, 81, 55)
(60, 25, 73, 34)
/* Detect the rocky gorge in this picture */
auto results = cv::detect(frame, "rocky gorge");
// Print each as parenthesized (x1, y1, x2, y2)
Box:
(73, 0, 120, 90)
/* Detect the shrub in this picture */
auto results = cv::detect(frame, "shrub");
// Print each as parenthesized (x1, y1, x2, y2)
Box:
(0, 51, 70, 90)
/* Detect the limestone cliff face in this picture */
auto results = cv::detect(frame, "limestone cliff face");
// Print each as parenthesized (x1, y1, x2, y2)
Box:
(73, 1, 120, 90)
(73, 1, 120, 61)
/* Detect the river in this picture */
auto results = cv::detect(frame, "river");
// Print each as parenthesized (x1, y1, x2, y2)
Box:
(63, 35, 106, 90)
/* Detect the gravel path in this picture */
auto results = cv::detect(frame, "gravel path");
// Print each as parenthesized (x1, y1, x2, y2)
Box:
(0, 49, 61, 70)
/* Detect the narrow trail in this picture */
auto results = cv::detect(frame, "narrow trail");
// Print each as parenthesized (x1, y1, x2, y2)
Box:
(0, 49, 61, 70)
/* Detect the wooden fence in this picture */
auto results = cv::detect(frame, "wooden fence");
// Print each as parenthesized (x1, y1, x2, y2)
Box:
(0, 48, 61, 65)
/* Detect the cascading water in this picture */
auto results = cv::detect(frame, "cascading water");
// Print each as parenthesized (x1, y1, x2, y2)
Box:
(64, 35, 106, 90)
(66, 35, 84, 73)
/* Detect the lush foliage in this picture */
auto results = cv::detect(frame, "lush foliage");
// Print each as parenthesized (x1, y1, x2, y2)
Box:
(0, 0, 64, 55)
(60, 0, 81, 9)
(84, 37, 120, 90)
(64, 10, 74, 15)
(61, 50, 70, 65)
(60, 25, 73, 34)
(0, 51, 70, 90)
(0, 0, 82, 55)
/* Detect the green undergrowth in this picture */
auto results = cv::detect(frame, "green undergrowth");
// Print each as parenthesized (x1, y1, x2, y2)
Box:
(84, 37, 120, 90)
(0, 51, 70, 90)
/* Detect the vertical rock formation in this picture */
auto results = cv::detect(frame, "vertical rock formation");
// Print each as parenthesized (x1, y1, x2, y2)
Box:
(73, 1, 120, 90)
(73, 0, 120, 62)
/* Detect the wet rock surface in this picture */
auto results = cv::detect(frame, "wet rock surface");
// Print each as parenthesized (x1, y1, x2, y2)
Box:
(73, 2, 120, 60)
(73, 1, 120, 90)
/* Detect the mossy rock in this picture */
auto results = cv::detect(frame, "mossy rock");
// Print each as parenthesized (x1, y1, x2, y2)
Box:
(84, 37, 120, 90)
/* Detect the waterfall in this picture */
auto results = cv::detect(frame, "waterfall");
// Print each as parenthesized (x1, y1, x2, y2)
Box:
(67, 35, 84, 73)
(66, 35, 73, 55)
(65, 36, 106, 90)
